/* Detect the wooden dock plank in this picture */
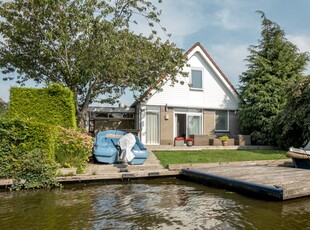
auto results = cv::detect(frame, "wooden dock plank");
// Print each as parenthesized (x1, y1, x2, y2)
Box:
(182, 165, 310, 200)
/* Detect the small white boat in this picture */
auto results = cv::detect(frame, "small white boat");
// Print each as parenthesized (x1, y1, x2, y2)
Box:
(286, 140, 310, 169)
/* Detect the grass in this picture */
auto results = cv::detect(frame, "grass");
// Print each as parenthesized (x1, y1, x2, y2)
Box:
(154, 149, 287, 168)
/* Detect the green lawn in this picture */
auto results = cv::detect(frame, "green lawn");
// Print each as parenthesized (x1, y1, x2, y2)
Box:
(154, 150, 287, 168)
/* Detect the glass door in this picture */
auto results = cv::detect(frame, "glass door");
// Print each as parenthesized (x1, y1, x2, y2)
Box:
(146, 112, 160, 144)
(188, 115, 202, 135)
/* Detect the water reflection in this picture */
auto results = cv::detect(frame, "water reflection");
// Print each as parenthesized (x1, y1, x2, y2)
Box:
(0, 179, 310, 229)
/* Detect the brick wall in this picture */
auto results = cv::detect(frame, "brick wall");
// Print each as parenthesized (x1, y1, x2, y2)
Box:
(160, 106, 174, 145)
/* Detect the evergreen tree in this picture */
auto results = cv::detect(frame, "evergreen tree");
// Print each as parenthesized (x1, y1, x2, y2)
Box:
(238, 11, 309, 145)
(274, 76, 310, 149)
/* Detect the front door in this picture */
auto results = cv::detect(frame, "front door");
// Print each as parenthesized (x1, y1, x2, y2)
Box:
(175, 114, 186, 139)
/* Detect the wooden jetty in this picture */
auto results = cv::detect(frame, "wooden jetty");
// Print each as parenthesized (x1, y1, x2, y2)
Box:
(179, 164, 310, 200)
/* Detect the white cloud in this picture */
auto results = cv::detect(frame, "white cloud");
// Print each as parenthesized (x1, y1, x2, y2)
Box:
(211, 9, 245, 30)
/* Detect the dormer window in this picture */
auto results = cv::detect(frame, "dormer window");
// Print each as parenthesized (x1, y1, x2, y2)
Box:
(191, 69, 203, 90)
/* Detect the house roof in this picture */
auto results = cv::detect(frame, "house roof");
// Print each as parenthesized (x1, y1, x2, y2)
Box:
(185, 42, 240, 97)
(131, 42, 240, 107)
(0, 98, 5, 105)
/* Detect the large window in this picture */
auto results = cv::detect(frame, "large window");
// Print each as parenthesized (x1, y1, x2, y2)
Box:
(146, 106, 160, 144)
(215, 110, 228, 131)
(188, 115, 202, 135)
(191, 69, 203, 89)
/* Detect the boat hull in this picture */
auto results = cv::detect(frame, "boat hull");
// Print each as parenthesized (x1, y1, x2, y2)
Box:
(286, 151, 310, 170)
(291, 158, 310, 169)
(93, 130, 148, 165)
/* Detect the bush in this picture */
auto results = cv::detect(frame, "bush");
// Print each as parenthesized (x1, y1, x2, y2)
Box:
(0, 119, 57, 179)
(55, 127, 93, 173)
(8, 84, 76, 128)
(0, 118, 93, 189)
(219, 135, 229, 141)
(0, 119, 60, 189)
(0, 119, 93, 179)
(0, 120, 56, 181)
(0, 103, 7, 118)
(11, 149, 60, 190)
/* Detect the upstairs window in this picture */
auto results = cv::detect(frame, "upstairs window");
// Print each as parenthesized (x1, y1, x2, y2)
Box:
(191, 69, 203, 89)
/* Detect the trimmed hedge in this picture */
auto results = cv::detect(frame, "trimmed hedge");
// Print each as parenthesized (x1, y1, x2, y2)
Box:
(11, 148, 59, 190)
(8, 84, 76, 128)
(0, 119, 93, 187)
(0, 119, 57, 183)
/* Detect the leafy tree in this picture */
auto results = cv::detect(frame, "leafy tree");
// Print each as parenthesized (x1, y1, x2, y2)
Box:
(0, 0, 187, 129)
(274, 76, 310, 149)
(238, 11, 309, 145)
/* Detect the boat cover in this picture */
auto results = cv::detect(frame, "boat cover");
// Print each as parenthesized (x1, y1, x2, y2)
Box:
(119, 133, 135, 163)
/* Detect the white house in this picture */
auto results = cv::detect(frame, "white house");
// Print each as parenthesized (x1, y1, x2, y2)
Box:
(133, 42, 242, 145)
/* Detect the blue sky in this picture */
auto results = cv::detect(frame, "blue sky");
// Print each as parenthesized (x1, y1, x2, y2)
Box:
(1, 0, 310, 105)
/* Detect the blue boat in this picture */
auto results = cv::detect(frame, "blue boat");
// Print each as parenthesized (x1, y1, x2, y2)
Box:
(93, 130, 148, 165)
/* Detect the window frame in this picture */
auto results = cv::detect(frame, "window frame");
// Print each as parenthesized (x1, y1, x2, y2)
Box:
(190, 68, 203, 91)
(188, 114, 203, 136)
(173, 108, 203, 138)
(215, 110, 229, 132)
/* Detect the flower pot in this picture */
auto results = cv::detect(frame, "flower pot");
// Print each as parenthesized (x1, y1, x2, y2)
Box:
(187, 141, 193, 147)
(221, 140, 228, 146)
(174, 140, 184, 146)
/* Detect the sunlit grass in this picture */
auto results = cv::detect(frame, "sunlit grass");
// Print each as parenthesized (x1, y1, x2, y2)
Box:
(154, 150, 287, 168)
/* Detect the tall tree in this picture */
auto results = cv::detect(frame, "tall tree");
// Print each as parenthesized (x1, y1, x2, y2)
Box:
(238, 11, 309, 144)
(0, 0, 187, 129)
(274, 76, 310, 149)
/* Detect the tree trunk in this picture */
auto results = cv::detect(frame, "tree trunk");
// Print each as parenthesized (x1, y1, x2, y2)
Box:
(75, 78, 96, 131)
(77, 107, 88, 131)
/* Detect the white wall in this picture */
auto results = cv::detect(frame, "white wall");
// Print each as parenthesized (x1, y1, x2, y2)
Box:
(145, 47, 240, 110)
(138, 45, 241, 145)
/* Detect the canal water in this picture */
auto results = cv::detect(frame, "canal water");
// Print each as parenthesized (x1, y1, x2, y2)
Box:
(1, 178, 310, 230)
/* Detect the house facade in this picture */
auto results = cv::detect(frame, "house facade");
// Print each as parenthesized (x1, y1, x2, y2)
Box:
(133, 42, 242, 145)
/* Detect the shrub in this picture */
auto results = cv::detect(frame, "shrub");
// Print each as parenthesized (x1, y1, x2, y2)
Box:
(0, 118, 93, 189)
(8, 84, 76, 128)
(0, 102, 7, 118)
(0, 119, 57, 179)
(55, 127, 93, 173)
(3, 119, 56, 156)
(11, 149, 60, 190)
(219, 135, 229, 141)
